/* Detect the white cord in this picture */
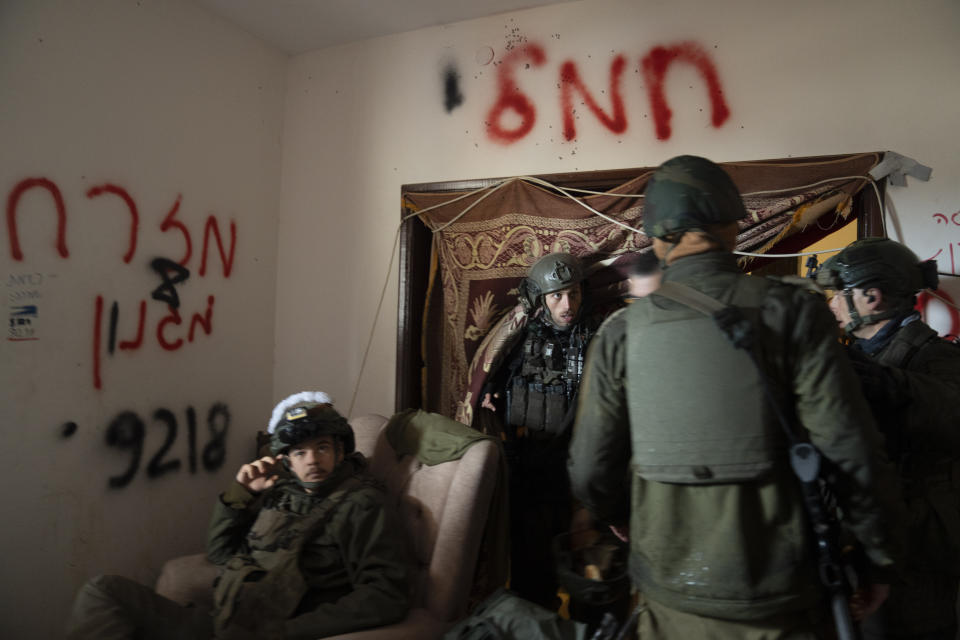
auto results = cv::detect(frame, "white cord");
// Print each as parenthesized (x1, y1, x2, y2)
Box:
(734, 247, 850, 259)
(359, 169, 886, 412)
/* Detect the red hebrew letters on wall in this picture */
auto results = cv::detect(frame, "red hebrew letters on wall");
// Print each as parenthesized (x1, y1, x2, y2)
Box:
(641, 42, 730, 141)
(161, 195, 192, 266)
(917, 290, 960, 338)
(923, 212, 960, 336)
(86, 184, 140, 263)
(3, 176, 237, 390)
(484, 41, 732, 144)
(560, 54, 628, 141)
(6, 177, 69, 261)
(486, 44, 547, 144)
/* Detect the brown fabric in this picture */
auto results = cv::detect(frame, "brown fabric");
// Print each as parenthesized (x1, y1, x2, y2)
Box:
(403, 152, 882, 421)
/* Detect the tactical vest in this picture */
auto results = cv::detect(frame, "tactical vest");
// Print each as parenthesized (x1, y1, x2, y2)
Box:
(874, 317, 939, 369)
(506, 322, 593, 435)
(212, 478, 361, 636)
(626, 276, 786, 484)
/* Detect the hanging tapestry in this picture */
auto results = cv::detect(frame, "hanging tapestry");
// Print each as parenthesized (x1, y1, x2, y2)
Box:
(403, 152, 882, 423)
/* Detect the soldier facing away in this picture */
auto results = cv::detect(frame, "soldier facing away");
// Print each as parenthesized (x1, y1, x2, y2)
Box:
(569, 155, 903, 639)
(818, 238, 960, 640)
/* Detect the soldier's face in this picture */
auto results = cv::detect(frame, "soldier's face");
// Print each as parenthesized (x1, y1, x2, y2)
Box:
(288, 435, 343, 490)
(828, 287, 880, 337)
(544, 285, 582, 328)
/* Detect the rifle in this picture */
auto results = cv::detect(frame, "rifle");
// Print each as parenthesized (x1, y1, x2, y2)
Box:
(654, 281, 860, 640)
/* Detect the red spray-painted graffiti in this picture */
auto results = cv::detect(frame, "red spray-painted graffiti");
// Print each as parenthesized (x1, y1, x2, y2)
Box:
(85, 184, 139, 263)
(560, 54, 628, 141)
(926, 212, 960, 275)
(161, 195, 192, 266)
(641, 42, 730, 141)
(917, 290, 960, 338)
(932, 211, 960, 226)
(921, 211, 960, 336)
(486, 44, 547, 144)
(5, 176, 236, 389)
(6, 177, 69, 260)
(485, 41, 730, 144)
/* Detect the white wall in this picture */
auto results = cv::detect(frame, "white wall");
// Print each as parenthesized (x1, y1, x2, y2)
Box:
(275, 0, 960, 416)
(2, 0, 958, 636)
(0, 1, 285, 636)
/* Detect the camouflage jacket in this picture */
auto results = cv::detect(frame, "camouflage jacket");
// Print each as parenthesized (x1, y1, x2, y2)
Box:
(206, 455, 409, 639)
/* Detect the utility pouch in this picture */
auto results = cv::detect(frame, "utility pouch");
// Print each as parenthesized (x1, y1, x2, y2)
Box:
(507, 376, 528, 427)
(544, 384, 568, 435)
(526, 382, 546, 431)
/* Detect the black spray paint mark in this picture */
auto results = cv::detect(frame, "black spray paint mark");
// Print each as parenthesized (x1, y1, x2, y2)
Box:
(100, 402, 230, 489)
(105, 411, 145, 489)
(443, 64, 464, 113)
(108, 301, 119, 354)
(61, 421, 78, 438)
(150, 257, 190, 309)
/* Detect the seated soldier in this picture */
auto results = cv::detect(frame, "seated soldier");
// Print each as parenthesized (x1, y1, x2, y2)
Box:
(66, 395, 409, 640)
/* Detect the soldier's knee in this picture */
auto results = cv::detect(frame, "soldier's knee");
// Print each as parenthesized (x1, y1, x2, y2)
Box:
(84, 574, 128, 598)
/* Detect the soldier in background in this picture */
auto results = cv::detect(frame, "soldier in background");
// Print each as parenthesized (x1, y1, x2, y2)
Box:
(569, 155, 902, 638)
(481, 252, 604, 609)
(818, 238, 960, 639)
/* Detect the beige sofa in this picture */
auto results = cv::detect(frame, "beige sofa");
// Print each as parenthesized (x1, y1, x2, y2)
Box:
(155, 413, 501, 639)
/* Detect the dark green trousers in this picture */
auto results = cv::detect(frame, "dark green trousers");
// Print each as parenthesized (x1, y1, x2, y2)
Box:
(66, 575, 213, 640)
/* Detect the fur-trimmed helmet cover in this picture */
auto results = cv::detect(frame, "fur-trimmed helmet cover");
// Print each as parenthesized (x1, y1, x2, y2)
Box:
(267, 391, 355, 456)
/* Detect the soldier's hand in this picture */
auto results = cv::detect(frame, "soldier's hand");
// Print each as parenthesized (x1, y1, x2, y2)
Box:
(235, 455, 284, 494)
(481, 392, 499, 412)
(849, 583, 890, 621)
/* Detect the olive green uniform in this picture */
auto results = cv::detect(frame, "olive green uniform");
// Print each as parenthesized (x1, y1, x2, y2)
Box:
(67, 455, 408, 640)
(485, 312, 599, 608)
(207, 455, 409, 638)
(568, 252, 901, 637)
(855, 315, 960, 639)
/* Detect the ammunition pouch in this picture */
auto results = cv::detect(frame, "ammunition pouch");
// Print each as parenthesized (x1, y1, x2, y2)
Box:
(506, 378, 569, 435)
(507, 376, 528, 428)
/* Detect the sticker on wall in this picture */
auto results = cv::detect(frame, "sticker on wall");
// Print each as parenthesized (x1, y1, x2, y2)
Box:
(6, 272, 50, 341)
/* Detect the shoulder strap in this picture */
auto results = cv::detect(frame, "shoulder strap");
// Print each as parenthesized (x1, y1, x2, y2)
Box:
(297, 477, 365, 544)
(653, 280, 727, 315)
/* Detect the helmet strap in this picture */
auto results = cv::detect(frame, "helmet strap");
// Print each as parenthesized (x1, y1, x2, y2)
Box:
(840, 289, 900, 335)
(841, 290, 863, 334)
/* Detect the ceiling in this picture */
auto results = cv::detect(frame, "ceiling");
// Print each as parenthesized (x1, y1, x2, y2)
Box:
(194, 0, 572, 55)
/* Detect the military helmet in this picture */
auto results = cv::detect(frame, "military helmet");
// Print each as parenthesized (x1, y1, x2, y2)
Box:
(816, 237, 938, 300)
(642, 155, 748, 239)
(269, 402, 355, 457)
(520, 252, 585, 310)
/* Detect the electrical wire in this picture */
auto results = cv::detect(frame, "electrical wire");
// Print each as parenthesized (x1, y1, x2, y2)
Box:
(352, 170, 893, 413)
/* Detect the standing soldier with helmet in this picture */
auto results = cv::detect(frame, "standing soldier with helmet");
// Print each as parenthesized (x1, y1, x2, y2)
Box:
(818, 238, 960, 640)
(569, 155, 903, 638)
(480, 252, 605, 609)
